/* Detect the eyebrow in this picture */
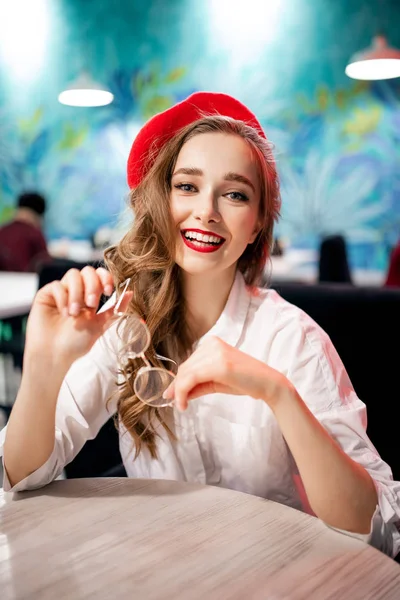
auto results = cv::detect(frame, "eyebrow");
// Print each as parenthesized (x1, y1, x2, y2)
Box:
(224, 171, 256, 194)
(172, 168, 256, 193)
(173, 167, 203, 177)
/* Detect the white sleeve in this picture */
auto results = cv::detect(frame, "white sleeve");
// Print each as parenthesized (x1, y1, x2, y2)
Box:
(272, 303, 400, 558)
(317, 405, 400, 558)
(0, 322, 120, 493)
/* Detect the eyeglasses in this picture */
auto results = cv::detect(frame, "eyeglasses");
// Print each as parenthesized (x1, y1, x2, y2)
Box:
(113, 279, 176, 408)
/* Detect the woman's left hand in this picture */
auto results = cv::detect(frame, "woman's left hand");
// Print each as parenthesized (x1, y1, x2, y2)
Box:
(163, 336, 290, 411)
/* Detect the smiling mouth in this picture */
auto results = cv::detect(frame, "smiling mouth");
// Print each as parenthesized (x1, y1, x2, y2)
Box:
(181, 229, 226, 253)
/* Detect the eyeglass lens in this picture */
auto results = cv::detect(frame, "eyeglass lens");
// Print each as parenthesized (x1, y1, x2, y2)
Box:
(134, 367, 175, 407)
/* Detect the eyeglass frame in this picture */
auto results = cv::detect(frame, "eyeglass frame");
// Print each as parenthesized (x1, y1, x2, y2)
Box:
(112, 278, 176, 408)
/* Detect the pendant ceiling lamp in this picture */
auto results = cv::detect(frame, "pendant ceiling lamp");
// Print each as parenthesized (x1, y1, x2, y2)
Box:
(58, 71, 114, 107)
(345, 35, 400, 80)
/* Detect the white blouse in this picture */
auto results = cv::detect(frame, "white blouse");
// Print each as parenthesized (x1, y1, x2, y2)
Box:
(1, 272, 400, 557)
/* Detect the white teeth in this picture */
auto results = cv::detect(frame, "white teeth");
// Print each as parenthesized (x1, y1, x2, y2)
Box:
(184, 231, 222, 244)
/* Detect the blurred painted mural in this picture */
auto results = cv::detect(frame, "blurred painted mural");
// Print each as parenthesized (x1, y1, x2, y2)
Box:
(1, 0, 400, 270)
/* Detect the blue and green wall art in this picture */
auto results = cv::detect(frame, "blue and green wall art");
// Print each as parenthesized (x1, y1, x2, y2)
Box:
(1, 0, 400, 271)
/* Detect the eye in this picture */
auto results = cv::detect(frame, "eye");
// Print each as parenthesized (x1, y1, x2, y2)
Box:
(174, 183, 197, 193)
(226, 191, 249, 202)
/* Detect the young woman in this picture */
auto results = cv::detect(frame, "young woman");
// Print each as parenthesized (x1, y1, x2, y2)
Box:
(1, 92, 399, 557)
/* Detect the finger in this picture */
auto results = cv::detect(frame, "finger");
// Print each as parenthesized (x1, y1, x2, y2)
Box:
(60, 269, 84, 316)
(168, 351, 215, 402)
(51, 281, 70, 317)
(173, 372, 204, 411)
(36, 281, 69, 317)
(171, 347, 209, 376)
(175, 352, 218, 385)
(80, 265, 104, 309)
(164, 380, 217, 402)
(177, 339, 222, 368)
(95, 267, 114, 297)
(162, 381, 175, 401)
(186, 382, 217, 401)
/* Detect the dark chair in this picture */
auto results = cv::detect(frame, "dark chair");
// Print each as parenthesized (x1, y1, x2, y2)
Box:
(274, 282, 399, 568)
(271, 281, 400, 481)
(318, 234, 353, 284)
(64, 417, 126, 478)
(37, 258, 104, 289)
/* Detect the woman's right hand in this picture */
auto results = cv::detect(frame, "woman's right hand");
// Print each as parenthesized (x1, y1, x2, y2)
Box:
(24, 266, 132, 366)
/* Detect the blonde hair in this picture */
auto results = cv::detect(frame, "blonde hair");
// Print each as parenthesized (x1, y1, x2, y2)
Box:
(104, 115, 281, 459)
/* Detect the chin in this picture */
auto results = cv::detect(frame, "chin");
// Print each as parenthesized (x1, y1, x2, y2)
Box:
(176, 259, 221, 276)
(174, 240, 242, 277)
(175, 254, 239, 279)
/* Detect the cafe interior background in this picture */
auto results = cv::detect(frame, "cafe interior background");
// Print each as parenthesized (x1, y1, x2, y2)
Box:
(1, 1, 400, 463)
(1, 0, 400, 271)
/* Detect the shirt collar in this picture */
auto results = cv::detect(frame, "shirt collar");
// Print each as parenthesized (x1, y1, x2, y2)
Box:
(198, 270, 251, 348)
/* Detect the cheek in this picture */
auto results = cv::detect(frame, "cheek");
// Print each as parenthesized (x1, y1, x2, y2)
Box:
(227, 209, 259, 242)
(169, 197, 180, 225)
(170, 195, 188, 226)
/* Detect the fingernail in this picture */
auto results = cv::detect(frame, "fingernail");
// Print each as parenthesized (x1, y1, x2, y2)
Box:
(104, 285, 113, 296)
(86, 294, 98, 308)
(69, 302, 81, 316)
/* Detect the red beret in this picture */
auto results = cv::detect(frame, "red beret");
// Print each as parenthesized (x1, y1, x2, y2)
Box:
(127, 91, 266, 189)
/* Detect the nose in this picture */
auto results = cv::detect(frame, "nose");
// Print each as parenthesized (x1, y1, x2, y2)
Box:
(193, 191, 221, 224)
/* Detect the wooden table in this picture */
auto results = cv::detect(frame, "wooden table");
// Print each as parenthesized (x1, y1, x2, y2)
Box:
(0, 478, 399, 599)
(0, 272, 38, 319)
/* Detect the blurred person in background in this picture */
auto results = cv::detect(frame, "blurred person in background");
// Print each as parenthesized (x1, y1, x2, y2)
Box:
(0, 191, 51, 272)
(384, 240, 400, 287)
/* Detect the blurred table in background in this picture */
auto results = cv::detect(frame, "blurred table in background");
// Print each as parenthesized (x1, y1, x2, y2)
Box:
(269, 249, 316, 282)
(47, 241, 387, 287)
(0, 250, 386, 321)
(0, 272, 38, 319)
(269, 249, 386, 286)
(48, 239, 104, 263)
(0, 273, 38, 412)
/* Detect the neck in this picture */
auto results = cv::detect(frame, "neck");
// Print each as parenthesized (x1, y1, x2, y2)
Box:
(182, 265, 237, 340)
(15, 208, 41, 228)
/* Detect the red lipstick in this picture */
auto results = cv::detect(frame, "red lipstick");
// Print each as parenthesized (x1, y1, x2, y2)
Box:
(181, 229, 225, 254)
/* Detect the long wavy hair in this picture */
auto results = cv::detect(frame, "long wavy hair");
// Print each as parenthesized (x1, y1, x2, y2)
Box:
(104, 115, 281, 459)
